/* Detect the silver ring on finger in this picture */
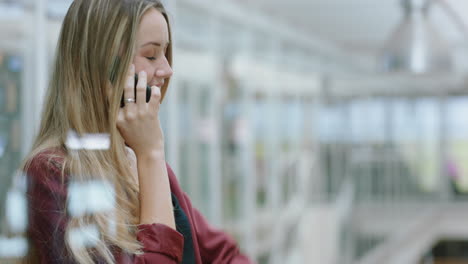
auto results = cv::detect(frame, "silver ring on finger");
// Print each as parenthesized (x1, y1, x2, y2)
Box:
(124, 98, 136, 104)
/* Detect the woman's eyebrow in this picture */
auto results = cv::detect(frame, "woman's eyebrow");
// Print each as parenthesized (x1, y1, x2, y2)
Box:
(140, 41, 169, 47)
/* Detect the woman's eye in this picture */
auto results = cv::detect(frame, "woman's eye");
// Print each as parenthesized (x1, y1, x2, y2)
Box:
(146, 57, 156, 61)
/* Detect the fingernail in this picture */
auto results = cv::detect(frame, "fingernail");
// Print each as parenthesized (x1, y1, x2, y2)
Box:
(140, 71, 146, 77)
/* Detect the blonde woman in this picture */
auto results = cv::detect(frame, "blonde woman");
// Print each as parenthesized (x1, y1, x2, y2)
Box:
(22, 0, 251, 263)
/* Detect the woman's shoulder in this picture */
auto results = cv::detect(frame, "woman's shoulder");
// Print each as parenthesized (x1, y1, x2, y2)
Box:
(25, 147, 67, 185)
(28, 147, 65, 169)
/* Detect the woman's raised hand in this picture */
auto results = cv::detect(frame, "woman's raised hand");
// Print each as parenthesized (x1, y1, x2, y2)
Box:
(117, 64, 165, 159)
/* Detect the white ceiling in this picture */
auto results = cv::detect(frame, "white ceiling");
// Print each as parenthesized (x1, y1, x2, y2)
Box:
(3, 0, 468, 73)
(248, 0, 468, 57)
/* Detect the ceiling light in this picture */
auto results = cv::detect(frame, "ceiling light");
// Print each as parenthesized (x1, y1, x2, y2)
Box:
(379, 0, 452, 74)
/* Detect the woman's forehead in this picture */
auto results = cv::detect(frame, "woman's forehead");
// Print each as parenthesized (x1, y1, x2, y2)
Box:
(137, 8, 169, 46)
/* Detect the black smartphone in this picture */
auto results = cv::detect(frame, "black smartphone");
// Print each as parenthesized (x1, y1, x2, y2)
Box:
(120, 74, 152, 107)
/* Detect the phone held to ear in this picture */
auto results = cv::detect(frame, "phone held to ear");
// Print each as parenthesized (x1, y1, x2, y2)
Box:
(120, 74, 152, 107)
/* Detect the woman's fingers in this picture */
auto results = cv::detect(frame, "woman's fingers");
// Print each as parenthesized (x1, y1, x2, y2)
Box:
(136, 71, 147, 107)
(117, 66, 164, 155)
(123, 64, 136, 106)
(121, 67, 159, 116)
(148, 85, 161, 110)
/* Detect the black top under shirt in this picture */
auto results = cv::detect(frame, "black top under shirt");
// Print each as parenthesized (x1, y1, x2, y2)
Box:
(171, 193, 196, 264)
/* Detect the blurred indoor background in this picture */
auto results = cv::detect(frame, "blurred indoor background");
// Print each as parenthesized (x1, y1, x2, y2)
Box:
(4, 0, 468, 263)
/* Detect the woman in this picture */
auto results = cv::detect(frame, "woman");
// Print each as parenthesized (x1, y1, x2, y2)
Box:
(22, 0, 251, 263)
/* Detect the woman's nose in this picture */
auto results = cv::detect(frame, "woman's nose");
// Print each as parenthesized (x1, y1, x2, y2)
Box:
(156, 68, 173, 79)
(156, 60, 173, 79)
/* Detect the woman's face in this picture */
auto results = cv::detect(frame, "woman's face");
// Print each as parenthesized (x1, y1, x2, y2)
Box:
(133, 8, 173, 88)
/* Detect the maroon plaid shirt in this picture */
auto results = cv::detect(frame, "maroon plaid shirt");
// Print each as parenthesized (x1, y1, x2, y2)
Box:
(26, 149, 252, 264)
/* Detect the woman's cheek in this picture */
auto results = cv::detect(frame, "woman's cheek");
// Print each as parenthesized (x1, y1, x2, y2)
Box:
(132, 57, 146, 73)
(145, 66, 156, 79)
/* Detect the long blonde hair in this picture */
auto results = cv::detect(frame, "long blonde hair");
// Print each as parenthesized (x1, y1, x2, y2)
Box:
(22, 0, 173, 263)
